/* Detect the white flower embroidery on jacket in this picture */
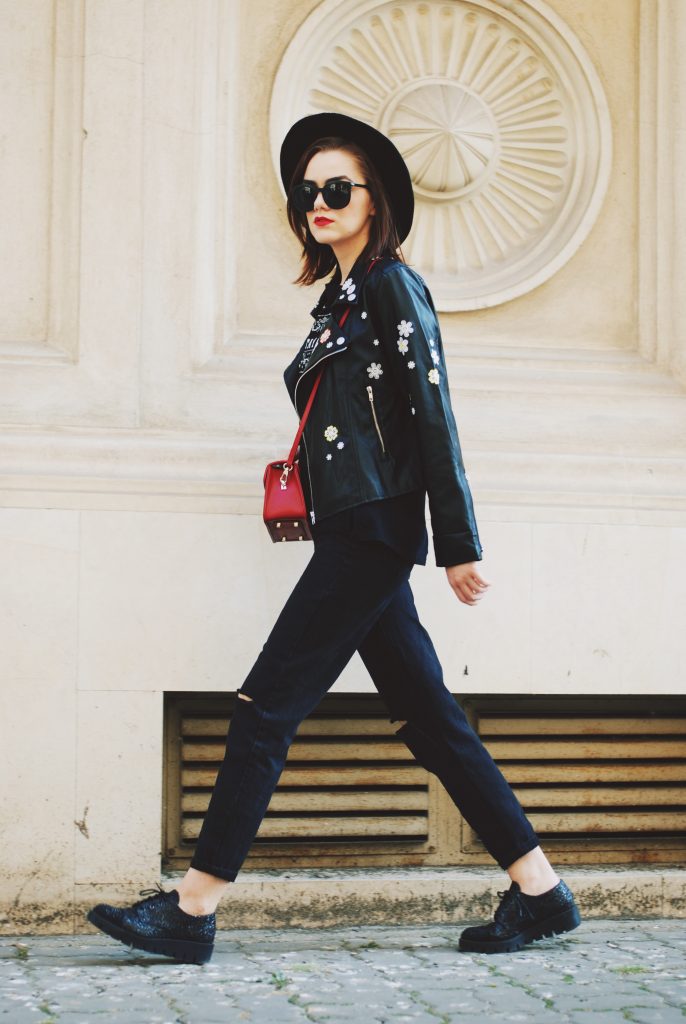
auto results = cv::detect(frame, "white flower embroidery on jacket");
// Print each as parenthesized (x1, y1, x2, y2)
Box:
(428, 368, 440, 385)
(367, 362, 383, 380)
(324, 425, 339, 442)
(397, 319, 414, 338)
(431, 349, 440, 365)
(407, 361, 416, 369)
(341, 278, 356, 302)
(397, 338, 409, 355)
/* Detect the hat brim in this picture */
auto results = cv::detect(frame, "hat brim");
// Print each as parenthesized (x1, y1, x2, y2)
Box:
(279, 112, 414, 245)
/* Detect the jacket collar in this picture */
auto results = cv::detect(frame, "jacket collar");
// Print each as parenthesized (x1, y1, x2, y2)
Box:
(309, 250, 376, 319)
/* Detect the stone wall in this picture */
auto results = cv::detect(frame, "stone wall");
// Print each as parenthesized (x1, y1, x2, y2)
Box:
(1, 0, 685, 933)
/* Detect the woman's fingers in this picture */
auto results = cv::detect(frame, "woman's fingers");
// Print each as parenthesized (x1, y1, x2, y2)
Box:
(448, 576, 478, 605)
(461, 583, 482, 604)
(445, 565, 491, 605)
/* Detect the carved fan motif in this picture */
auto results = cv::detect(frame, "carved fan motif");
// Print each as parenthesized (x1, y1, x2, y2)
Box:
(271, 1, 611, 309)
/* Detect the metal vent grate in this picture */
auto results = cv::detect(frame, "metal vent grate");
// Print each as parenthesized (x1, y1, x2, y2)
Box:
(164, 694, 686, 871)
(164, 694, 439, 873)
(462, 697, 686, 858)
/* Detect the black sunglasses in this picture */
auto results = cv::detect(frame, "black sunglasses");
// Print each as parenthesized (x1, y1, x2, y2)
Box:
(290, 178, 371, 213)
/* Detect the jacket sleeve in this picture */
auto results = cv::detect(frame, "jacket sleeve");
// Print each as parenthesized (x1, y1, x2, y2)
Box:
(369, 263, 483, 567)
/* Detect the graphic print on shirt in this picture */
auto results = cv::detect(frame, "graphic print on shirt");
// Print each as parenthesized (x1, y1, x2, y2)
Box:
(297, 314, 333, 373)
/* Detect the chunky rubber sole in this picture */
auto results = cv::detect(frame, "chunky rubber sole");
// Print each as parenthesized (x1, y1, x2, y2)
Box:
(87, 907, 214, 965)
(458, 903, 582, 954)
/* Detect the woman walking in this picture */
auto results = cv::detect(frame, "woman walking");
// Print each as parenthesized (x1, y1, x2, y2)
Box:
(88, 113, 581, 964)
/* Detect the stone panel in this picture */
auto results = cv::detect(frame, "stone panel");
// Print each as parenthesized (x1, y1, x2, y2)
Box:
(0, 508, 78, 934)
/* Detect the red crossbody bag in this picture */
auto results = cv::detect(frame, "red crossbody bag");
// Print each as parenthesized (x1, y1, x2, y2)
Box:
(263, 259, 378, 542)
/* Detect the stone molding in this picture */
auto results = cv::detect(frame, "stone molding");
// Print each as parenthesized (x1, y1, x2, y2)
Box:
(640, 0, 686, 387)
(0, 0, 84, 362)
(2, 338, 685, 514)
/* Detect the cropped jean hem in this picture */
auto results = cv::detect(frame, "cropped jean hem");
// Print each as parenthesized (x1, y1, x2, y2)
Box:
(500, 837, 542, 872)
(188, 858, 239, 883)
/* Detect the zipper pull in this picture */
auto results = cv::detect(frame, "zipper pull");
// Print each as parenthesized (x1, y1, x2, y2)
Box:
(310, 509, 316, 525)
(366, 384, 387, 454)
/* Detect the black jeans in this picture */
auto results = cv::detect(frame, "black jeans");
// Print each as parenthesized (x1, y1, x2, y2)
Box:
(190, 532, 539, 881)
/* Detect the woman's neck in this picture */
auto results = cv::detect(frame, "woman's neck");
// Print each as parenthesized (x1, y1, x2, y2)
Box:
(333, 237, 370, 284)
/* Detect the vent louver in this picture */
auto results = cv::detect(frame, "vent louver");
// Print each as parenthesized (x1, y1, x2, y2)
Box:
(164, 695, 435, 872)
(164, 694, 686, 871)
(462, 699, 686, 856)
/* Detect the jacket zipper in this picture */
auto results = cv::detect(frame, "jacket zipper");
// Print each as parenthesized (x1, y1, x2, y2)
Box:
(366, 385, 387, 455)
(293, 346, 346, 525)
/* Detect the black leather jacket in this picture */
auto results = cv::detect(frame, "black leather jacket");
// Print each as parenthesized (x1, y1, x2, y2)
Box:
(283, 252, 483, 567)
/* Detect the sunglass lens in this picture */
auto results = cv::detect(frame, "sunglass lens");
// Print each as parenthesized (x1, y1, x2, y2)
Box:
(323, 181, 353, 208)
(291, 183, 315, 212)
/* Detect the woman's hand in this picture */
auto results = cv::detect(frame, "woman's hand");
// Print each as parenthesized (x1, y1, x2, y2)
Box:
(445, 562, 491, 605)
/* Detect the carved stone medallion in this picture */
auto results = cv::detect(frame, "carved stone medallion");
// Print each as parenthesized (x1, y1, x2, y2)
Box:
(270, 0, 612, 310)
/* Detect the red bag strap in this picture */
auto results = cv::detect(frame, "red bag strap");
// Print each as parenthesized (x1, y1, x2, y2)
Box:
(285, 256, 380, 470)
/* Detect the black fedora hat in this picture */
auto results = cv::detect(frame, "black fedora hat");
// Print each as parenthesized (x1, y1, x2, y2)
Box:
(279, 112, 415, 244)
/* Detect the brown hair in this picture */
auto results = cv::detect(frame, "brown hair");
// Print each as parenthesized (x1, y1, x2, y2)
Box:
(286, 136, 406, 286)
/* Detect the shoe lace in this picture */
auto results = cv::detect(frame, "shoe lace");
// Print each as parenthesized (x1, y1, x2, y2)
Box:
(493, 886, 522, 924)
(133, 882, 171, 907)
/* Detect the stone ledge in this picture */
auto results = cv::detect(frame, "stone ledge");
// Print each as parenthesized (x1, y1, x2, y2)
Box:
(2, 866, 683, 936)
(157, 865, 684, 930)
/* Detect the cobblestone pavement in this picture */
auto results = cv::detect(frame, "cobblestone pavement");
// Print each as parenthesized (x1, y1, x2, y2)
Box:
(1, 920, 684, 1023)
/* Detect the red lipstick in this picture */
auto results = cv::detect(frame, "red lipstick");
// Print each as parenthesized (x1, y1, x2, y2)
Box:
(314, 216, 334, 226)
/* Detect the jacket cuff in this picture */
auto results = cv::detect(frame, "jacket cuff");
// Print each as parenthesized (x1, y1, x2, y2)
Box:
(433, 531, 483, 568)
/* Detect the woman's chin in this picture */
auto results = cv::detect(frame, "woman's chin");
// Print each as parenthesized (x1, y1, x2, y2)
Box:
(311, 226, 336, 240)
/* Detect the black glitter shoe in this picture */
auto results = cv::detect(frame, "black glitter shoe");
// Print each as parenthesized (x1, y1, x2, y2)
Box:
(458, 879, 581, 954)
(87, 882, 215, 964)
